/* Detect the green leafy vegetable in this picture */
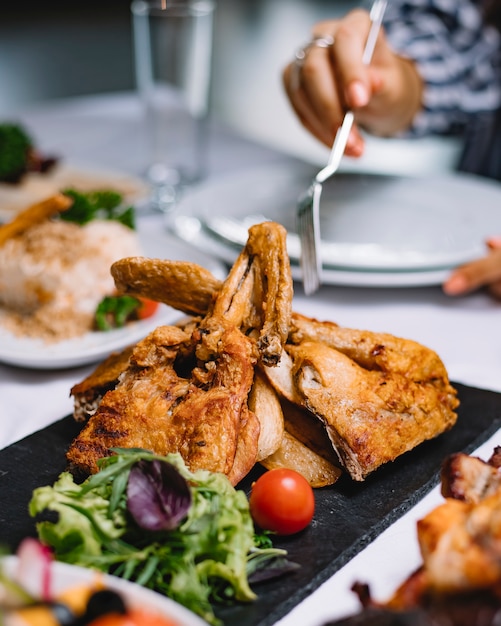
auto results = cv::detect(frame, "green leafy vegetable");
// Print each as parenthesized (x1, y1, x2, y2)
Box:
(29, 449, 293, 625)
(0, 123, 32, 182)
(61, 189, 135, 229)
(94, 295, 141, 331)
(0, 122, 57, 182)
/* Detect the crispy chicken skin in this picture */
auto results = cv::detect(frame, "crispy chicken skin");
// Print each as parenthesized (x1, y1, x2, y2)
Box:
(289, 312, 451, 383)
(417, 449, 501, 595)
(111, 257, 221, 316)
(69, 221, 458, 484)
(204, 221, 292, 367)
(67, 317, 260, 484)
(416, 494, 501, 594)
(286, 340, 458, 480)
(67, 222, 291, 484)
(340, 449, 501, 624)
(70, 345, 134, 422)
(382, 449, 501, 616)
(441, 451, 501, 504)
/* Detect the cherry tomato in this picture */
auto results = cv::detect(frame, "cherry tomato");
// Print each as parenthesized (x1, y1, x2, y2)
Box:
(136, 298, 159, 320)
(249, 468, 315, 535)
(89, 608, 178, 626)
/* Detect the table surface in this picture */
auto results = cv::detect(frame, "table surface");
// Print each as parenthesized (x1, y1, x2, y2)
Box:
(1, 92, 501, 626)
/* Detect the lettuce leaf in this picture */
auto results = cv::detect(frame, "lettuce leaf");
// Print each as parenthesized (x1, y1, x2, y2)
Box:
(29, 449, 291, 625)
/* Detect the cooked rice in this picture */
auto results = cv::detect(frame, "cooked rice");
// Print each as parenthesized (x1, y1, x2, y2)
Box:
(0, 219, 142, 342)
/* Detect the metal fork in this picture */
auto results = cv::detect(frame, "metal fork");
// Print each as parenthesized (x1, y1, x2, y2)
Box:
(297, 0, 387, 295)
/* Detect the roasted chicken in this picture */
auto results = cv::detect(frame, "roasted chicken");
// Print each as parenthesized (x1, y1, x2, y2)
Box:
(333, 448, 501, 626)
(67, 222, 292, 484)
(68, 221, 459, 486)
(263, 313, 459, 481)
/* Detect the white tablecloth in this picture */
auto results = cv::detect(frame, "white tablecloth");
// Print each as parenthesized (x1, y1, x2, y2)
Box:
(1, 92, 501, 626)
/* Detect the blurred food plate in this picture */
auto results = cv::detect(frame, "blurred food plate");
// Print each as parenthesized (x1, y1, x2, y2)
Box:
(1, 555, 207, 626)
(0, 163, 149, 222)
(0, 227, 226, 369)
(171, 163, 501, 286)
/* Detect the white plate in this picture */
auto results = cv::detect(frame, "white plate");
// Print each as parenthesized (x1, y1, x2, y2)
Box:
(0, 222, 227, 369)
(171, 214, 452, 288)
(1, 555, 206, 626)
(174, 163, 501, 273)
(0, 163, 149, 222)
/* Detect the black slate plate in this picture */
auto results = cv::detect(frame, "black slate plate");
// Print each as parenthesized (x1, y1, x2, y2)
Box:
(1, 382, 501, 626)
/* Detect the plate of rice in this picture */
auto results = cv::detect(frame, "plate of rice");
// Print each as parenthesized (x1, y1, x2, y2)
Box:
(0, 197, 226, 369)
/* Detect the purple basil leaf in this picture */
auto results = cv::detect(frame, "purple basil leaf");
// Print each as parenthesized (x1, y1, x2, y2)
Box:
(126, 459, 192, 531)
(247, 556, 300, 584)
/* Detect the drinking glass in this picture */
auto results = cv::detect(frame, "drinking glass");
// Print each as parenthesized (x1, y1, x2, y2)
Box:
(131, 0, 215, 212)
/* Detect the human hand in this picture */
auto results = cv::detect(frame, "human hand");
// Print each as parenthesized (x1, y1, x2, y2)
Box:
(282, 9, 423, 156)
(443, 238, 501, 300)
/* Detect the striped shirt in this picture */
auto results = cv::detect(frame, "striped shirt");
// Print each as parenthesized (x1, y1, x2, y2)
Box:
(383, 0, 501, 136)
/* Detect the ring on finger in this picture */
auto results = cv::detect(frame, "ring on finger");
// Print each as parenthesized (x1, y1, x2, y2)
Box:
(291, 34, 334, 90)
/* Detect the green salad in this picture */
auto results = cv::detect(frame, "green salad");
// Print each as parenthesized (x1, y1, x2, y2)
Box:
(29, 449, 296, 625)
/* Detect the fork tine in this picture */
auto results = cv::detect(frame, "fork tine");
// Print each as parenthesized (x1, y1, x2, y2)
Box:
(298, 182, 322, 295)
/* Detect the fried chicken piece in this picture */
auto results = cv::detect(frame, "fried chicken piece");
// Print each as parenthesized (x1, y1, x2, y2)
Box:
(71, 220, 458, 484)
(192, 221, 292, 368)
(261, 313, 458, 480)
(328, 449, 501, 625)
(441, 451, 501, 504)
(416, 490, 501, 595)
(67, 222, 291, 484)
(285, 340, 457, 481)
(70, 345, 134, 422)
(289, 312, 451, 383)
(384, 449, 501, 604)
(71, 316, 200, 423)
(111, 257, 222, 316)
(67, 321, 259, 483)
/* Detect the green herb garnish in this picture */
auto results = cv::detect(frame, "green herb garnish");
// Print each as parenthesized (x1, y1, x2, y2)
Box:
(61, 189, 135, 229)
(94, 295, 141, 331)
(29, 449, 294, 625)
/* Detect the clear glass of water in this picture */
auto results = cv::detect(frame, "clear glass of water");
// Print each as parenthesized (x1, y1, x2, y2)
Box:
(131, 0, 215, 213)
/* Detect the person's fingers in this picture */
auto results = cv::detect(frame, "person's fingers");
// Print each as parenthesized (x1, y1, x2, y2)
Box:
(487, 236, 501, 250)
(283, 50, 366, 156)
(487, 280, 501, 300)
(443, 247, 501, 297)
(298, 45, 345, 145)
(283, 62, 336, 146)
(330, 10, 376, 109)
(282, 11, 383, 155)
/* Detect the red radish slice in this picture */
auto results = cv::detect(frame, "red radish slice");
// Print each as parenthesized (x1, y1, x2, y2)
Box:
(15, 538, 53, 601)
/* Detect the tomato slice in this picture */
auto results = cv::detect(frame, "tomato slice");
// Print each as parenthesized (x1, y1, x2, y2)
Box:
(249, 468, 315, 535)
(136, 298, 159, 320)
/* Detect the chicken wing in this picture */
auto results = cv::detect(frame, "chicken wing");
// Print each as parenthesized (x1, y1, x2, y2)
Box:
(67, 222, 291, 485)
(111, 256, 221, 316)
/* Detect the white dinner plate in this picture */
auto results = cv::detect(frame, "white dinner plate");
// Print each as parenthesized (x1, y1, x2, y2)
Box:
(1, 555, 206, 626)
(0, 222, 227, 369)
(171, 214, 452, 288)
(173, 163, 501, 274)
